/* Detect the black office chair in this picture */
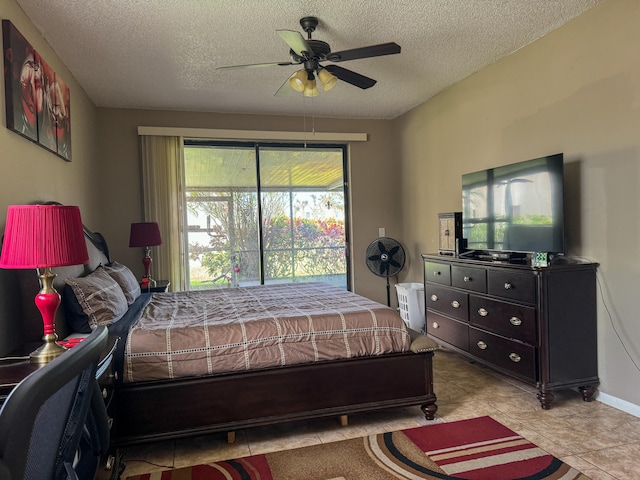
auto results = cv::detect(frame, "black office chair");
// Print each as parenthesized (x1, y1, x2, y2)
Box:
(0, 326, 109, 480)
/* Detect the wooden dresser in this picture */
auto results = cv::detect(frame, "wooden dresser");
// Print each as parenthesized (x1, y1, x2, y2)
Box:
(422, 253, 599, 409)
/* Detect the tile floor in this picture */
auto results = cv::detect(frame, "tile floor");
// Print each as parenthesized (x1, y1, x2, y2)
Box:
(118, 348, 640, 479)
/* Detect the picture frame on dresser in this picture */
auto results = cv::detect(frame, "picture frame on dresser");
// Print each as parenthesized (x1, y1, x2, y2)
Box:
(438, 212, 463, 256)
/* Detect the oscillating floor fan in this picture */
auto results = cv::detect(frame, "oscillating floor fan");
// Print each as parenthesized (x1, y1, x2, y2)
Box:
(366, 237, 406, 306)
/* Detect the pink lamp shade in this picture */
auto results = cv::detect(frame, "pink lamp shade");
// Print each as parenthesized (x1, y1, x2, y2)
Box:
(129, 222, 162, 248)
(0, 205, 89, 268)
(0, 204, 89, 363)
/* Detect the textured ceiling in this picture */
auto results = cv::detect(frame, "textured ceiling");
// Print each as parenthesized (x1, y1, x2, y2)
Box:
(15, 0, 601, 120)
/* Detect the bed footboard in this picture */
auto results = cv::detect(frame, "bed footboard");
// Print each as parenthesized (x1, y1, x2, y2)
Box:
(111, 351, 436, 447)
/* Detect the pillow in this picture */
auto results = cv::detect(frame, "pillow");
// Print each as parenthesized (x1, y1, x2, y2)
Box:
(65, 266, 128, 329)
(62, 284, 92, 334)
(104, 261, 141, 305)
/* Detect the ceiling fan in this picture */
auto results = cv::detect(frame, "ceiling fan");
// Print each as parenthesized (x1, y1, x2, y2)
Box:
(217, 16, 401, 97)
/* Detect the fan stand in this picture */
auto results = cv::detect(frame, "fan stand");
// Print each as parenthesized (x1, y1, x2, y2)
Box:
(385, 276, 392, 307)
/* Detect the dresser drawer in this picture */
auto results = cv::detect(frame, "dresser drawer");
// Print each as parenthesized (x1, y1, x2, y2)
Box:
(469, 295, 536, 344)
(427, 311, 469, 351)
(469, 327, 537, 381)
(426, 284, 468, 321)
(487, 270, 536, 303)
(424, 261, 451, 285)
(452, 265, 487, 293)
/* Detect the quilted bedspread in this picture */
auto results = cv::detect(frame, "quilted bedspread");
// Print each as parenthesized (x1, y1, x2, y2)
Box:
(123, 282, 410, 382)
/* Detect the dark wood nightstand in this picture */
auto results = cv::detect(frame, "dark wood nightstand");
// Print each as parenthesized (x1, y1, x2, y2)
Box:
(0, 335, 118, 403)
(139, 279, 170, 293)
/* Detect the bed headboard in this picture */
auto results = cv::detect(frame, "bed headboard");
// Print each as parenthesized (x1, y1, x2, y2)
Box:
(17, 207, 112, 342)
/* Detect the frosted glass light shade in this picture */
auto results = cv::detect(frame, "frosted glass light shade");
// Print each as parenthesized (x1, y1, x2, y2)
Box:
(303, 79, 319, 97)
(288, 70, 307, 92)
(318, 68, 338, 91)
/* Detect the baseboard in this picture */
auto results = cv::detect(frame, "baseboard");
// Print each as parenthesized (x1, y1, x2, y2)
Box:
(596, 392, 640, 418)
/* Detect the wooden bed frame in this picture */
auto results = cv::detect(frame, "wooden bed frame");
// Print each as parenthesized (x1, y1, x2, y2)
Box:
(112, 347, 436, 447)
(50, 223, 437, 451)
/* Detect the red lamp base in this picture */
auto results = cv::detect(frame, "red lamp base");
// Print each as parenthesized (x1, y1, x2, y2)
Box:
(31, 270, 67, 364)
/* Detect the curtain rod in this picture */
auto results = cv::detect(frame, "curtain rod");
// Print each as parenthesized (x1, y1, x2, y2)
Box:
(137, 126, 367, 142)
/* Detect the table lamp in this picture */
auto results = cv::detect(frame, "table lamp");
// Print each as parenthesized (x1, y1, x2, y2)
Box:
(0, 205, 89, 363)
(129, 222, 162, 288)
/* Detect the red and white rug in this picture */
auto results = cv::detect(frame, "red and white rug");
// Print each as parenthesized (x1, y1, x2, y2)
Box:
(126, 416, 589, 479)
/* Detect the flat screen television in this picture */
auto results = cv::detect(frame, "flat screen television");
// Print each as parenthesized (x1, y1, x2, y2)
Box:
(461, 153, 564, 257)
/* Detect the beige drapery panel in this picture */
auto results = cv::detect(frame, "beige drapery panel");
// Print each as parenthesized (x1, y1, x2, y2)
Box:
(139, 135, 187, 291)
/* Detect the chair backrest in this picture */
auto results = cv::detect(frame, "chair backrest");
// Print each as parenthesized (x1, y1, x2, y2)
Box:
(0, 326, 108, 480)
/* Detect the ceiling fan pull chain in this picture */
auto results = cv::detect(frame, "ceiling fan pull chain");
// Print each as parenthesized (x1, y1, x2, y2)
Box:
(312, 96, 316, 135)
(303, 95, 307, 147)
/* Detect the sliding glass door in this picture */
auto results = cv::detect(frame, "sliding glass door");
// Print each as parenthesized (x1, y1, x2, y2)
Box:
(183, 142, 349, 290)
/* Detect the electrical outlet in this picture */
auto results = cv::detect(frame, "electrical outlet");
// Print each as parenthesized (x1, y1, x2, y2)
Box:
(379, 227, 385, 237)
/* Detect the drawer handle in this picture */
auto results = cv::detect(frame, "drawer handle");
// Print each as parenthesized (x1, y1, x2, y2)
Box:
(102, 388, 108, 399)
(509, 353, 521, 363)
(451, 300, 460, 308)
(432, 322, 440, 329)
(433, 271, 441, 276)
(430, 294, 438, 302)
(476, 341, 488, 350)
(504, 282, 512, 290)
(509, 316, 522, 326)
(478, 308, 488, 317)
(464, 276, 471, 282)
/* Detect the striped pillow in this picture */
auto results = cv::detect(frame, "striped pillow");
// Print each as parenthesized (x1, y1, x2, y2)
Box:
(104, 261, 141, 305)
(65, 266, 128, 329)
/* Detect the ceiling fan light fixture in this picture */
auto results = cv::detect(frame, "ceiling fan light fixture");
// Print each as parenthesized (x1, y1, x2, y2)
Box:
(303, 78, 319, 97)
(289, 70, 307, 92)
(317, 68, 338, 91)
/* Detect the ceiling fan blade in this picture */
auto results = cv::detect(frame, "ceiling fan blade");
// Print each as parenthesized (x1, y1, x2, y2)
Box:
(325, 65, 376, 89)
(326, 42, 401, 62)
(274, 76, 295, 97)
(217, 61, 296, 71)
(277, 30, 312, 58)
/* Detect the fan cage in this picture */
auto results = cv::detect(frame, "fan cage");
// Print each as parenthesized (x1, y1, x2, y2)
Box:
(365, 237, 406, 278)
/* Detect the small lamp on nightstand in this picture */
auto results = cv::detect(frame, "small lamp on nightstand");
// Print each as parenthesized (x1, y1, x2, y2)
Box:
(129, 222, 162, 288)
(0, 205, 89, 363)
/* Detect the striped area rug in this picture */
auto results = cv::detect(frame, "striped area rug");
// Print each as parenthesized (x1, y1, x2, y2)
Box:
(126, 416, 589, 480)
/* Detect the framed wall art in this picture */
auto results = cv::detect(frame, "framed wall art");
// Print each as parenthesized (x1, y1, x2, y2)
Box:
(2, 20, 72, 161)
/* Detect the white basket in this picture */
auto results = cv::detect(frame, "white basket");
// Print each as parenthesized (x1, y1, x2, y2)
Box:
(395, 282, 426, 333)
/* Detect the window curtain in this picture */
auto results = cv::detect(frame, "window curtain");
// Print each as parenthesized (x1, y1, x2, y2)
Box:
(139, 135, 187, 291)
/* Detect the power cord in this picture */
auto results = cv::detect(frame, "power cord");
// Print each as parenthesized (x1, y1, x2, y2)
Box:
(576, 255, 640, 372)
(0, 356, 30, 362)
(595, 272, 640, 372)
(123, 459, 174, 470)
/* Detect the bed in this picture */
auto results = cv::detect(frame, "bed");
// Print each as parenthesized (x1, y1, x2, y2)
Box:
(47, 224, 437, 450)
